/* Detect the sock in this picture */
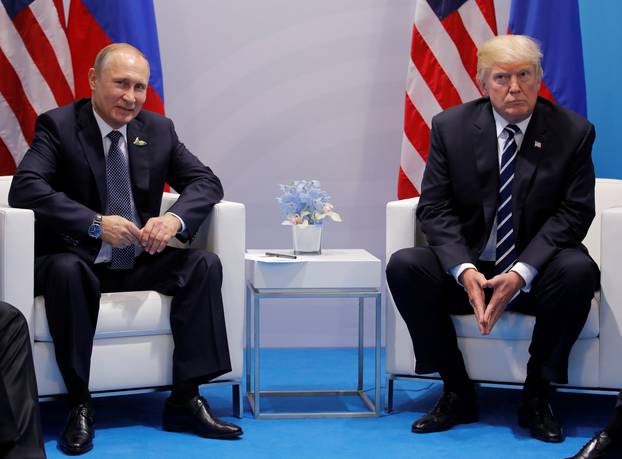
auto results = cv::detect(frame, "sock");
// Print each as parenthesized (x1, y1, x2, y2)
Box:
(439, 367, 476, 401)
(170, 380, 199, 404)
(604, 406, 622, 440)
(522, 373, 550, 400)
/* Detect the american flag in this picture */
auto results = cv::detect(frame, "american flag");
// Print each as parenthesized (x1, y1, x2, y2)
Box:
(0, 0, 74, 174)
(398, 0, 509, 199)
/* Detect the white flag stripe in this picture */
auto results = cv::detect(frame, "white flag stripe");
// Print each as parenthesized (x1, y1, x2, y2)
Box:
(400, 134, 426, 192)
(0, 6, 57, 114)
(0, 92, 29, 164)
(29, 0, 74, 92)
(405, 60, 443, 128)
(414, 0, 481, 103)
(458, 0, 496, 48)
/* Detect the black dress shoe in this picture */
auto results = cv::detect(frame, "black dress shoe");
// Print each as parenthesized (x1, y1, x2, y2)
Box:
(163, 395, 243, 439)
(411, 391, 479, 433)
(59, 403, 94, 455)
(517, 396, 563, 443)
(565, 431, 620, 459)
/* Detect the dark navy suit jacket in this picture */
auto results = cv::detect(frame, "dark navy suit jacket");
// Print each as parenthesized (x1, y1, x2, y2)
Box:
(417, 96, 596, 273)
(9, 98, 223, 263)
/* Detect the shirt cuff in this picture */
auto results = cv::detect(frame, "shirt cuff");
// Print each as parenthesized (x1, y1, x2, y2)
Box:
(511, 262, 538, 292)
(166, 212, 186, 234)
(450, 263, 477, 287)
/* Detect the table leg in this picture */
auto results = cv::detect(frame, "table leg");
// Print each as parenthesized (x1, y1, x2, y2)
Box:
(253, 293, 261, 416)
(358, 297, 364, 391)
(375, 293, 382, 415)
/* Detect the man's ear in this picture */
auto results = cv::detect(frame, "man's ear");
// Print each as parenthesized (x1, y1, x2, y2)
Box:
(479, 81, 489, 97)
(87, 68, 97, 91)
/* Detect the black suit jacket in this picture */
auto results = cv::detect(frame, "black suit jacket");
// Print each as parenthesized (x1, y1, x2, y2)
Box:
(8, 98, 223, 262)
(417, 97, 596, 273)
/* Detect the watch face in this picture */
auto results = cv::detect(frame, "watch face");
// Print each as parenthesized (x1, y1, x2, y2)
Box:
(88, 223, 102, 239)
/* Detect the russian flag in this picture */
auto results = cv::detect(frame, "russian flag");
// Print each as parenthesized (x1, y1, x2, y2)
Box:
(509, 0, 587, 117)
(67, 0, 164, 115)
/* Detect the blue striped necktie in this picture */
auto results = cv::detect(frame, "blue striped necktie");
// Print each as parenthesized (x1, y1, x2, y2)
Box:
(106, 130, 135, 269)
(495, 124, 520, 275)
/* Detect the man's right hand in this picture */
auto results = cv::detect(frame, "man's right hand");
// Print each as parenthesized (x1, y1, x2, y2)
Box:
(101, 215, 141, 248)
(459, 268, 488, 334)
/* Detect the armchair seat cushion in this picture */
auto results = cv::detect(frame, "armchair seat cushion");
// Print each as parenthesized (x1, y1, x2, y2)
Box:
(451, 297, 599, 341)
(34, 291, 172, 342)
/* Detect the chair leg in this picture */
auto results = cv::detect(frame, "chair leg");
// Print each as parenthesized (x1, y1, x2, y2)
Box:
(385, 375, 394, 413)
(232, 383, 242, 418)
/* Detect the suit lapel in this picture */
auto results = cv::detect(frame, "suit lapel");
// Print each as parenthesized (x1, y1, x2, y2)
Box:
(126, 117, 150, 223)
(77, 102, 107, 211)
(472, 103, 499, 235)
(513, 101, 547, 233)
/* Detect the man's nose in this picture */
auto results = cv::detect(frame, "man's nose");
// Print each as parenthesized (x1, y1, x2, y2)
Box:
(123, 89, 136, 104)
(508, 75, 521, 93)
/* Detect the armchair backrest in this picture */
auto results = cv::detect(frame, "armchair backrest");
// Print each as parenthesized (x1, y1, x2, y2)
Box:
(584, 178, 622, 267)
(0, 176, 13, 206)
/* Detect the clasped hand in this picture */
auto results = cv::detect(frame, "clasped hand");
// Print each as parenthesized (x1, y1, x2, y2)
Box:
(459, 268, 524, 335)
(100, 214, 181, 255)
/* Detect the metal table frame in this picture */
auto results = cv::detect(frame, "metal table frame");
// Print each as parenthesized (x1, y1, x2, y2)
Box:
(245, 282, 382, 419)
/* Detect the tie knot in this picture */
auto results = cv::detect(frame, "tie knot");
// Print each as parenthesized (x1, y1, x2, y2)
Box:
(107, 130, 122, 145)
(504, 124, 520, 138)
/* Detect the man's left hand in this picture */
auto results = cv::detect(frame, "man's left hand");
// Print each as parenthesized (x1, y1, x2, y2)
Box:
(481, 271, 525, 335)
(139, 213, 181, 254)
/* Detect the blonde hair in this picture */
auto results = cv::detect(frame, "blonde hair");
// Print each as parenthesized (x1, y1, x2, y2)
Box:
(477, 35, 543, 87)
(93, 43, 150, 75)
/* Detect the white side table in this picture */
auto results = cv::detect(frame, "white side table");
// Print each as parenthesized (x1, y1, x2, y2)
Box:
(245, 249, 382, 419)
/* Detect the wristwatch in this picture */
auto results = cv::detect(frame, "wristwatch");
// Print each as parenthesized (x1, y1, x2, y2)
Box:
(88, 214, 103, 239)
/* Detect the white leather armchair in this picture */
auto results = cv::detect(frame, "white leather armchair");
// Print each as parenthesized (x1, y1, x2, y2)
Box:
(0, 176, 245, 416)
(385, 178, 622, 411)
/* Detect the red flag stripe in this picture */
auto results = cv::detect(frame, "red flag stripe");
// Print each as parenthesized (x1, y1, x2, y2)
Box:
(440, 11, 481, 88)
(398, 167, 420, 199)
(12, 7, 74, 106)
(403, 93, 431, 163)
(475, 0, 499, 35)
(0, 92, 30, 165)
(0, 48, 38, 144)
(410, 26, 462, 110)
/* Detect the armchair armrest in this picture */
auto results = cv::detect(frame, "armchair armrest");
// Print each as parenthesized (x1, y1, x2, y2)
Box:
(598, 207, 622, 387)
(385, 197, 419, 376)
(0, 207, 35, 341)
(385, 197, 419, 261)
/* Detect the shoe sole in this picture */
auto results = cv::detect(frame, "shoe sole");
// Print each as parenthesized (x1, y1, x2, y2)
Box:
(163, 421, 243, 439)
(411, 414, 480, 433)
(517, 414, 563, 443)
(59, 443, 93, 455)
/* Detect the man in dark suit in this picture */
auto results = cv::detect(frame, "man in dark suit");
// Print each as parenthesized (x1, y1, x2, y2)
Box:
(0, 302, 46, 459)
(9, 43, 242, 455)
(386, 34, 599, 443)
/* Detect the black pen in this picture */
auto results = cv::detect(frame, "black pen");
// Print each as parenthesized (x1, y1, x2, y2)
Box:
(265, 252, 297, 259)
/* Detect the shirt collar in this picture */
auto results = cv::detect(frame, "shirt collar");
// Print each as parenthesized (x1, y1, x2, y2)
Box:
(492, 108, 531, 138)
(92, 107, 128, 143)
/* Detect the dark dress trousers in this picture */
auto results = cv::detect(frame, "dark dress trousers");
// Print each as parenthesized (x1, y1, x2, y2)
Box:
(8, 98, 231, 391)
(0, 302, 46, 459)
(386, 97, 600, 384)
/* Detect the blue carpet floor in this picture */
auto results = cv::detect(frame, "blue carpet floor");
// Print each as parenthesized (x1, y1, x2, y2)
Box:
(39, 348, 620, 458)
